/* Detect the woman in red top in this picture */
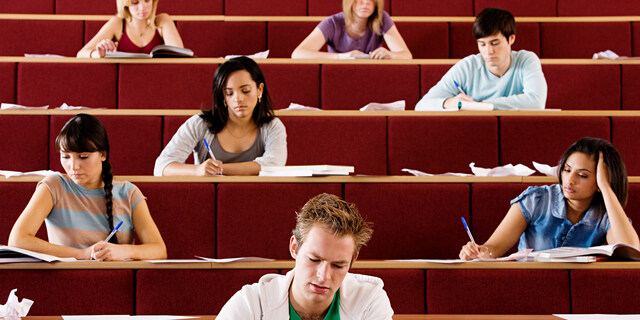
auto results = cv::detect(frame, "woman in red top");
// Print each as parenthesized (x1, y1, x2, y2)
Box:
(77, 0, 183, 58)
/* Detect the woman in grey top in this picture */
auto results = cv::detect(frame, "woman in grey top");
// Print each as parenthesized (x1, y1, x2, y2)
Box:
(154, 57, 287, 176)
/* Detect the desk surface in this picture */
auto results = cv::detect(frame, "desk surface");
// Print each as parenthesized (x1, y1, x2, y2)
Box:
(2, 260, 640, 270)
(22, 315, 564, 320)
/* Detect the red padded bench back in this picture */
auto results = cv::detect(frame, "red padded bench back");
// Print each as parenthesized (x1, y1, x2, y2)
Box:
(500, 117, 611, 167)
(135, 183, 216, 259)
(558, 0, 640, 16)
(216, 183, 342, 259)
(391, 0, 473, 16)
(177, 21, 267, 58)
(358, 269, 426, 314)
(0, 116, 49, 172)
(541, 22, 631, 58)
(0, 0, 53, 13)
(49, 115, 162, 175)
(17, 63, 117, 109)
(0, 20, 82, 57)
(260, 64, 320, 109)
(225, 0, 306, 15)
(281, 116, 388, 175)
(544, 65, 621, 110)
(0, 182, 48, 243)
(387, 116, 499, 175)
(622, 65, 640, 110)
(396, 22, 449, 59)
(346, 183, 470, 259)
(571, 270, 640, 313)
(267, 21, 320, 59)
(0, 63, 16, 104)
(474, 0, 557, 16)
(611, 117, 640, 176)
(450, 22, 540, 59)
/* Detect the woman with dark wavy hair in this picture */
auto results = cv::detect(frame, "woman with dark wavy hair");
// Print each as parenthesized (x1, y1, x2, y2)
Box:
(9, 114, 166, 261)
(459, 137, 639, 260)
(155, 56, 287, 176)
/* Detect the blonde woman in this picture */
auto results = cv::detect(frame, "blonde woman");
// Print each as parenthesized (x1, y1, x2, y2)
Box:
(77, 0, 183, 58)
(292, 0, 411, 59)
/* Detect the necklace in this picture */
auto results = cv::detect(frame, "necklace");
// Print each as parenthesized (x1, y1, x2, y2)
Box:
(225, 125, 256, 139)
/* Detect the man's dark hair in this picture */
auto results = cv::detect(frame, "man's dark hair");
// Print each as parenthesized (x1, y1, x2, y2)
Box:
(473, 7, 516, 40)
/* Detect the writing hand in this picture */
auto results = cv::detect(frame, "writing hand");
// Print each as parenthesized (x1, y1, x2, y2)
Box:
(91, 241, 127, 261)
(459, 241, 492, 260)
(444, 93, 475, 109)
(195, 158, 223, 176)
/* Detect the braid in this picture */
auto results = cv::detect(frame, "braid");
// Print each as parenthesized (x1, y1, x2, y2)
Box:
(102, 160, 116, 243)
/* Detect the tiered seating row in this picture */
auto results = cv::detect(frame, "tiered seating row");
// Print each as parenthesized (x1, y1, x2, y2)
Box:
(3, 19, 640, 59)
(2, 114, 640, 176)
(2, 0, 640, 16)
(3, 179, 640, 261)
(1, 61, 639, 110)
(2, 261, 640, 315)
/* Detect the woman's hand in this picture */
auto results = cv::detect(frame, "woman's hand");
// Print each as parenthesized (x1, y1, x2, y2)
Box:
(459, 241, 492, 260)
(91, 241, 128, 261)
(596, 151, 611, 192)
(369, 47, 392, 59)
(195, 159, 223, 176)
(95, 39, 118, 58)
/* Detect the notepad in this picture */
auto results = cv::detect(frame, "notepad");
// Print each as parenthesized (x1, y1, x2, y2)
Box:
(105, 45, 194, 58)
(528, 243, 640, 261)
(0, 246, 76, 263)
(259, 165, 355, 177)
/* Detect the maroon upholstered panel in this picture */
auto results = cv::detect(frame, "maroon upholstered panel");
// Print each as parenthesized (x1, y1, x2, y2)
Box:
(0, 115, 49, 172)
(391, 0, 473, 16)
(395, 22, 449, 59)
(0, 20, 82, 56)
(260, 64, 320, 108)
(137, 269, 275, 314)
(541, 22, 631, 58)
(17, 63, 117, 108)
(622, 65, 640, 110)
(280, 116, 387, 175)
(157, 1, 223, 14)
(357, 269, 425, 314)
(217, 183, 341, 259)
(345, 184, 470, 259)
(427, 269, 570, 313)
(500, 117, 610, 167)
(84, 20, 106, 45)
(471, 183, 538, 256)
(543, 64, 621, 110)
(162, 116, 193, 164)
(0, 0, 53, 13)
(634, 23, 640, 56)
(177, 21, 266, 58)
(135, 183, 216, 259)
(309, 0, 390, 16)
(0, 63, 16, 104)
(387, 116, 498, 175)
(321, 64, 420, 109)
(56, 0, 114, 14)
(225, 0, 306, 15)
(626, 184, 640, 228)
(49, 115, 162, 175)
(267, 21, 319, 58)
(0, 183, 47, 243)
(474, 0, 556, 16)
(558, 0, 640, 16)
(0, 270, 133, 315)
(450, 22, 540, 59)
(118, 64, 215, 109)
(611, 117, 640, 176)
(420, 65, 454, 96)
(571, 270, 640, 313)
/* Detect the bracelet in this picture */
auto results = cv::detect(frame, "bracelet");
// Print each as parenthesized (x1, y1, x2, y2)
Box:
(89, 49, 96, 58)
(487, 248, 493, 258)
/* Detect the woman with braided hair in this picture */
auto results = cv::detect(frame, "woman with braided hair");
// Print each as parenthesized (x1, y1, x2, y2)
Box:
(9, 114, 166, 261)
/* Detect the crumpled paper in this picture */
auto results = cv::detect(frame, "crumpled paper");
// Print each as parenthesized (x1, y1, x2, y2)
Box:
(360, 100, 405, 111)
(401, 168, 471, 177)
(281, 103, 322, 111)
(1, 103, 49, 110)
(592, 50, 620, 59)
(532, 161, 558, 176)
(225, 50, 269, 59)
(0, 289, 33, 319)
(470, 162, 535, 176)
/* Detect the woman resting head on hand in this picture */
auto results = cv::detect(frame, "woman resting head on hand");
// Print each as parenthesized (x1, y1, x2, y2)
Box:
(9, 114, 166, 261)
(460, 137, 640, 260)
(291, 0, 412, 59)
(77, 0, 183, 58)
(154, 56, 287, 176)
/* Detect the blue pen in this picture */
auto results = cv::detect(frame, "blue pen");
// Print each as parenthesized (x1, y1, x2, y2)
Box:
(202, 138, 217, 161)
(453, 80, 466, 95)
(461, 217, 479, 252)
(104, 221, 123, 243)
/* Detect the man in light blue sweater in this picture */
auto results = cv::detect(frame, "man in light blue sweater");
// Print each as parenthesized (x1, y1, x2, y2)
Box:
(415, 8, 547, 110)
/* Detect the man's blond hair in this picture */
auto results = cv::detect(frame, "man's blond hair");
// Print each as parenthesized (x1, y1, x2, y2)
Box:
(293, 193, 373, 258)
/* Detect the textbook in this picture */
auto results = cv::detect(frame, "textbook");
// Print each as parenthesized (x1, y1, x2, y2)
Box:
(105, 45, 194, 58)
(0, 245, 76, 263)
(528, 243, 640, 261)
(259, 165, 355, 177)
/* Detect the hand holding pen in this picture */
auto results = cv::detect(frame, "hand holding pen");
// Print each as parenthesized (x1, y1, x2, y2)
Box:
(444, 80, 474, 109)
(198, 138, 223, 176)
(91, 221, 123, 261)
(459, 217, 492, 260)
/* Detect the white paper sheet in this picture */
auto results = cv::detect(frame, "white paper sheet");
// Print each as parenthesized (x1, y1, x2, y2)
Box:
(0, 289, 33, 319)
(388, 249, 532, 263)
(470, 162, 535, 177)
(225, 49, 269, 59)
(0, 170, 57, 178)
(281, 103, 321, 111)
(554, 315, 640, 320)
(360, 100, 405, 111)
(195, 256, 275, 263)
(532, 161, 558, 176)
(1, 103, 49, 110)
(401, 168, 471, 177)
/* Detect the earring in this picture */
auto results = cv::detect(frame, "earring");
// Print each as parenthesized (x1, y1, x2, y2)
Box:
(224, 100, 227, 107)
(258, 95, 262, 103)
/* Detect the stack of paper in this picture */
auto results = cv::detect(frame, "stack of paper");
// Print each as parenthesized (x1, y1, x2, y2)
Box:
(259, 165, 355, 177)
(0, 246, 76, 263)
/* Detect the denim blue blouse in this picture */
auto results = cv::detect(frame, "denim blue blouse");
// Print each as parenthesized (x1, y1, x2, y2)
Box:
(512, 184, 610, 251)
